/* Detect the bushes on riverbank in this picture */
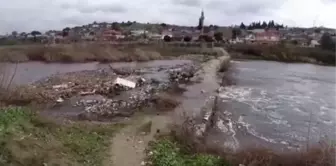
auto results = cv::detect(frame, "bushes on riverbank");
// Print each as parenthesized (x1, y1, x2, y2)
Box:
(0, 44, 165, 63)
(227, 44, 336, 65)
(0, 107, 123, 166)
(148, 139, 228, 166)
(148, 127, 336, 166)
(0, 43, 226, 63)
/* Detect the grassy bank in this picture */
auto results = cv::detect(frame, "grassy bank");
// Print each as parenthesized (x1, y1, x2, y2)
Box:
(148, 134, 335, 166)
(226, 44, 336, 66)
(0, 107, 123, 166)
(148, 139, 228, 166)
(0, 44, 163, 63)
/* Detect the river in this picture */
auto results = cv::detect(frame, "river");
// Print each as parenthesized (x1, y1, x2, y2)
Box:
(217, 60, 336, 150)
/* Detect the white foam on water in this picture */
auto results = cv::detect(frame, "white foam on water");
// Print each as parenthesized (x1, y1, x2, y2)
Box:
(283, 132, 307, 142)
(226, 118, 240, 150)
(217, 119, 229, 133)
(219, 86, 253, 101)
(293, 107, 309, 115)
(237, 116, 277, 144)
(247, 127, 277, 144)
(322, 120, 333, 125)
(218, 85, 335, 147)
(238, 116, 250, 128)
(219, 86, 271, 108)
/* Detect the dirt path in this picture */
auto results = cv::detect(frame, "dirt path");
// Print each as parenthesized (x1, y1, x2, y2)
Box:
(107, 114, 171, 166)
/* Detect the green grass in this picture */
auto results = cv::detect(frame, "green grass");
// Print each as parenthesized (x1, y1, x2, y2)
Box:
(148, 139, 230, 166)
(0, 107, 123, 166)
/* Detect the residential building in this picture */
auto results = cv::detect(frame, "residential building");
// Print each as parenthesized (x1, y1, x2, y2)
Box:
(131, 30, 148, 36)
(255, 29, 280, 44)
(100, 29, 124, 41)
(161, 30, 173, 38)
(309, 39, 320, 47)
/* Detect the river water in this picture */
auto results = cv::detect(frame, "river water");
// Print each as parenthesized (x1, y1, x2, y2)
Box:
(0, 60, 191, 86)
(1, 60, 335, 150)
(217, 60, 336, 150)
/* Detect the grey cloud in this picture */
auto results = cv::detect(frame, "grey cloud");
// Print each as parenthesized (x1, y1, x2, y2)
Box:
(79, 5, 127, 13)
(61, 3, 127, 14)
(206, 0, 284, 16)
(171, 0, 202, 7)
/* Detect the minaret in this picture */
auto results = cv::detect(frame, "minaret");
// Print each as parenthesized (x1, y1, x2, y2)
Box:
(198, 9, 205, 35)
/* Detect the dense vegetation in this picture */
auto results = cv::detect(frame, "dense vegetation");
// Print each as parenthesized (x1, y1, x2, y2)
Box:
(320, 33, 336, 51)
(227, 44, 336, 65)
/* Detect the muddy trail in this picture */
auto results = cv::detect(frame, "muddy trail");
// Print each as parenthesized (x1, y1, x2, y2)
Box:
(109, 114, 170, 166)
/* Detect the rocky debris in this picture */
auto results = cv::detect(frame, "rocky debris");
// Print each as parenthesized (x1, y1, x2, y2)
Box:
(109, 66, 136, 75)
(76, 83, 172, 120)
(168, 64, 197, 83)
(32, 60, 201, 120)
(30, 70, 150, 103)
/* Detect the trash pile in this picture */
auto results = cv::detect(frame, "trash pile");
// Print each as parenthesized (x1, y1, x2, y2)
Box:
(37, 61, 201, 121)
(168, 64, 197, 82)
(76, 82, 172, 120)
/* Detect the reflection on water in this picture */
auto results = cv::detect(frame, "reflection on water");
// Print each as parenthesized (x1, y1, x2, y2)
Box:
(219, 60, 336, 150)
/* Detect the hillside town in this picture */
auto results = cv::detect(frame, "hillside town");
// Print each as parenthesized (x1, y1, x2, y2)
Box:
(0, 10, 335, 49)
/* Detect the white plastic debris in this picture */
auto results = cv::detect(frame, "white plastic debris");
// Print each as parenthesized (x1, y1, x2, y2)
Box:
(56, 97, 64, 103)
(79, 89, 96, 95)
(52, 84, 68, 89)
(113, 77, 136, 88)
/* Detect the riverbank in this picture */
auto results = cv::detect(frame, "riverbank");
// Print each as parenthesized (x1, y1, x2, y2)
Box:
(226, 44, 336, 66)
(147, 133, 335, 166)
(0, 44, 163, 63)
(0, 43, 223, 63)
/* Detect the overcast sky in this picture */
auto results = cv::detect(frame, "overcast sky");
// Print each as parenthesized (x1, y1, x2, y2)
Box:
(0, 0, 335, 34)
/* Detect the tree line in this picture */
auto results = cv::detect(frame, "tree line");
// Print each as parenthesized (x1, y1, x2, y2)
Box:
(321, 33, 336, 51)
(239, 20, 285, 30)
